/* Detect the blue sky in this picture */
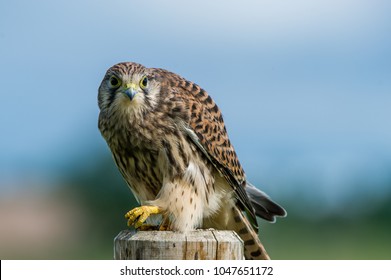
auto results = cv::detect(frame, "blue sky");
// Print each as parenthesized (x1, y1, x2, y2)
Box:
(1, 0, 390, 209)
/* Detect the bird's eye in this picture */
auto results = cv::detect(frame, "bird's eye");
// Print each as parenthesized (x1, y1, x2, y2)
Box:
(140, 76, 148, 89)
(109, 76, 121, 88)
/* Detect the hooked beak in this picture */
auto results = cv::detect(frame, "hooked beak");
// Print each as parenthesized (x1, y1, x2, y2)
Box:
(122, 83, 138, 100)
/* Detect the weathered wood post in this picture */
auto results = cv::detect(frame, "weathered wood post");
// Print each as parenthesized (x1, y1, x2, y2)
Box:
(114, 229, 244, 260)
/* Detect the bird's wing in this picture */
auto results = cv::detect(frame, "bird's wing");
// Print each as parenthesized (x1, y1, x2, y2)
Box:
(166, 75, 258, 229)
(246, 182, 287, 222)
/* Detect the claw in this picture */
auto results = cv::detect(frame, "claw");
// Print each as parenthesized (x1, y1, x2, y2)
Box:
(124, 205, 160, 228)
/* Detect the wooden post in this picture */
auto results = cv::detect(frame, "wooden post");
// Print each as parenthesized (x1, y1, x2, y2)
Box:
(114, 229, 244, 260)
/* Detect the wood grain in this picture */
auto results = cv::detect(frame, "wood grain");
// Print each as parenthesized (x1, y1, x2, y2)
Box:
(114, 229, 244, 260)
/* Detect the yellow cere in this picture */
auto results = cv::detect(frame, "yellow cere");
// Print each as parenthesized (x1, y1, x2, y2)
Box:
(125, 83, 138, 90)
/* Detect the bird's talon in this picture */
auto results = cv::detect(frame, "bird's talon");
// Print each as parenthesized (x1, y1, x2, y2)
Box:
(158, 224, 169, 231)
(138, 224, 159, 231)
(125, 205, 160, 228)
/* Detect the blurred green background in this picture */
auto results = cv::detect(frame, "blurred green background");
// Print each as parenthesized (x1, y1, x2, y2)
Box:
(1, 0, 390, 259)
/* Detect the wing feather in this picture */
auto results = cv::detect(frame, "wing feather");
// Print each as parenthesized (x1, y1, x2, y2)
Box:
(160, 73, 258, 229)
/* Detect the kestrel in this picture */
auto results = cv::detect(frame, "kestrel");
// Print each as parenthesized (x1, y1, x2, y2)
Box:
(98, 62, 286, 260)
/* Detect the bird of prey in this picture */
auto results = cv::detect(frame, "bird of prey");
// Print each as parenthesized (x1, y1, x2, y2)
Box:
(98, 62, 286, 259)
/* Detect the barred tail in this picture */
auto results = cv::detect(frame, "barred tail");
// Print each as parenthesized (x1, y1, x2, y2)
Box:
(230, 206, 270, 260)
(204, 202, 273, 259)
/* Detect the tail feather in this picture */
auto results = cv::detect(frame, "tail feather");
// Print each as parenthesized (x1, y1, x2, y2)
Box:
(204, 183, 286, 259)
(203, 204, 270, 259)
(230, 206, 270, 260)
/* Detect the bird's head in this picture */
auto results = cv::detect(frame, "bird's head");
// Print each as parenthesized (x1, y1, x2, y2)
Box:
(98, 62, 160, 118)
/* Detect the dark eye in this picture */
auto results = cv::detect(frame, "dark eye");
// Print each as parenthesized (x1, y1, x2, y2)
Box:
(109, 76, 121, 88)
(140, 76, 148, 89)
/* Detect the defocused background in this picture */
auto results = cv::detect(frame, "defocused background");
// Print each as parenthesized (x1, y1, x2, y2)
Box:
(1, 0, 390, 259)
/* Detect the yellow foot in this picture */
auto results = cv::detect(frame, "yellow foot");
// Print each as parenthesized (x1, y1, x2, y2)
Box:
(124, 205, 160, 229)
(158, 215, 170, 231)
(158, 224, 169, 231)
(138, 224, 159, 231)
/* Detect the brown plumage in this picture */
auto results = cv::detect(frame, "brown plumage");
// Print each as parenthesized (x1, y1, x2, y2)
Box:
(98, 62, 286, 259)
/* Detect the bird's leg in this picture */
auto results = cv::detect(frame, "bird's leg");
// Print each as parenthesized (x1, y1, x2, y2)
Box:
(125, 205, 161, 229)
